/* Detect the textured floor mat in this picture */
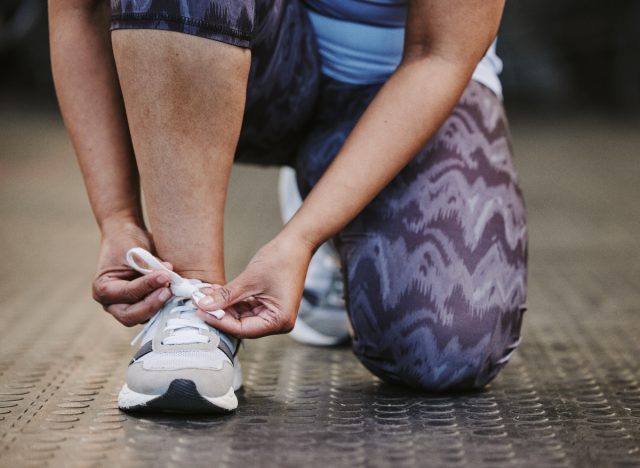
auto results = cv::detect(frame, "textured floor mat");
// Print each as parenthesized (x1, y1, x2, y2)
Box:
(1, 112, 640, 467)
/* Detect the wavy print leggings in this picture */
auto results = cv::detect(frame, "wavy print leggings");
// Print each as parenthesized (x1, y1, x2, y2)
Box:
(111, 0, 528, 391)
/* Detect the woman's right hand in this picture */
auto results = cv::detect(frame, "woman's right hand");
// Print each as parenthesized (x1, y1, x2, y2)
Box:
(92, 220, 173, 326)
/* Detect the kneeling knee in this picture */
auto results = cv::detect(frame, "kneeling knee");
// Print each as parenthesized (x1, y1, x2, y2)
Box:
(355, 341, 504, 393)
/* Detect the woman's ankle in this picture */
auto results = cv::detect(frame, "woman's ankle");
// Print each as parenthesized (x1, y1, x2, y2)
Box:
(174, 268, 225, 286)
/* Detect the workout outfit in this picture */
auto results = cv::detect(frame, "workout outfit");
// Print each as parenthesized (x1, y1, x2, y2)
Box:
(110, 0, 528, 391)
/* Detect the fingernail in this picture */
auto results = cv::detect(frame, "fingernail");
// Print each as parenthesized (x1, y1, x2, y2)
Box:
(207, 309, 225, 319)
(159, 288, 171, 301)
(198, 296, 214, 307)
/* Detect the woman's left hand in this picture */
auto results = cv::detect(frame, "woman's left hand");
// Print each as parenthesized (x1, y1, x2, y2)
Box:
(196, 233, 314, 338)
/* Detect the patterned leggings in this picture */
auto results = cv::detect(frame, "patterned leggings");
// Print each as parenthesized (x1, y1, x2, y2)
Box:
(111, 0, 528, 391)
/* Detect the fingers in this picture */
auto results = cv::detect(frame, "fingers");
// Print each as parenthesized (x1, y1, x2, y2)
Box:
(123, 271, 172, 302)
(198, 303, 294, 338)
(199, 311, 268, 338)
(105, 287, 172, 327)
(197, 277, 251, 312)
(93, 270, 171, 305)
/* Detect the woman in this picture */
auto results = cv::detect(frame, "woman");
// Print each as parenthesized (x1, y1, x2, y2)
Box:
(49, 0, 527, 413)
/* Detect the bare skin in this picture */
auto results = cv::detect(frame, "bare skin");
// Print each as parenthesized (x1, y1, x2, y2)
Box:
(199, 0, 506, 337)
(111, 30, 250, 284)
(49, 0, 172, 326)
(49, 0, 505, 337)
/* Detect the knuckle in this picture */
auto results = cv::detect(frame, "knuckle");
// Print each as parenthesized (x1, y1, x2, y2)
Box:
(106, 307, 137, 327)
(141, 291, 156, 305)
(92, 282, 108, 302)
(119, 314, 138, 327)
(122, 284, 139, 303)
(218, 287, 233, 303)
(145, 276, 157, 290)
(107, 308, 123, 322)
(262, 310, 282, 331)
(281, 317, 296, 333)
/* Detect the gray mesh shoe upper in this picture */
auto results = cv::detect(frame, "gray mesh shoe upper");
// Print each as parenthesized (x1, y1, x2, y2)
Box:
(123, 248, 240, 399)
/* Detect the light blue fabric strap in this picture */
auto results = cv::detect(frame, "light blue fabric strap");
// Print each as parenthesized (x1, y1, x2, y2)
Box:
(306, 8, 404, 85)
(306, 7, 503, 98)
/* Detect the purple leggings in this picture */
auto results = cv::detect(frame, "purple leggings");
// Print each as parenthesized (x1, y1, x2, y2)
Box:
(111, 0, 528, 391)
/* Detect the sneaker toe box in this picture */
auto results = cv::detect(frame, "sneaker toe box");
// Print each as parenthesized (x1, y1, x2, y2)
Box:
(127, 354, 234, 398)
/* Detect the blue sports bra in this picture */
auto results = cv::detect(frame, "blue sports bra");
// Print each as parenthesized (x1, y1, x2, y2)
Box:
(302, 0, 503, 97)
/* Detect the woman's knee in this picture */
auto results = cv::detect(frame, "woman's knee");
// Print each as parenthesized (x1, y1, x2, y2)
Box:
(354, 330, 513, 392)
(355, 340, 491, 392)
(343, 245, 525, 392)
(349, 296, 525, 392)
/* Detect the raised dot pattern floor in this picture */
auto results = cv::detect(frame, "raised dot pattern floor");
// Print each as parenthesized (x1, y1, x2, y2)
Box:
(1, 111, 640, 467)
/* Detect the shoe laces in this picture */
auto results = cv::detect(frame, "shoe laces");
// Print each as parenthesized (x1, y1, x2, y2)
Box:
(126, 248, 225, 347)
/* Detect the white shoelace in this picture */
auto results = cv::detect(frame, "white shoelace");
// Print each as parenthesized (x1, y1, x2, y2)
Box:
(126, 248, 225, 347)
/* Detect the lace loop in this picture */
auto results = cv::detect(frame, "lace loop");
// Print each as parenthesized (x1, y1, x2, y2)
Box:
(126, 248, 225, 347)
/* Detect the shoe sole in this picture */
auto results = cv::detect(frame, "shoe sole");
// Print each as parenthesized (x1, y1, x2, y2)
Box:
(289, 317, 350, 347)
(118, 379, 238, 414)
(118, 358, 243, 414)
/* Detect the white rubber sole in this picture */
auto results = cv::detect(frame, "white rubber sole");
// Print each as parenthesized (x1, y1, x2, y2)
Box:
(118, 382, 238, 412)
(118, 358, 243, 413)
(289, 318, 347, 346)
(278, 167, 301, 223)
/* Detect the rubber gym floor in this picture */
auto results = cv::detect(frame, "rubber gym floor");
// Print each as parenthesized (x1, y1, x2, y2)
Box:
(1, 108, 639, 467)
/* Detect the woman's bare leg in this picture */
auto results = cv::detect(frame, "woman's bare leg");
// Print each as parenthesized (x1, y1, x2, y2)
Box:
(112, 30, 250, 284)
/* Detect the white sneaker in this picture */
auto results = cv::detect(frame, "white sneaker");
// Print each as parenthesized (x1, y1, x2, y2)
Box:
(278, 168, 350, 346)
(117, 248, 242, 414)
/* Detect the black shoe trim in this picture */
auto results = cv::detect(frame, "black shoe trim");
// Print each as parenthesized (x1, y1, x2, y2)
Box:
(233, 339, 242, 358)
(217, 339, 235, 362)
(129, 340, 153, 364)
(121, 379, 234, 414)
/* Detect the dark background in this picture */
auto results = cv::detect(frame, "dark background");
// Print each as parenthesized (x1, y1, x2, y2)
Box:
(1, 0, 640, 114)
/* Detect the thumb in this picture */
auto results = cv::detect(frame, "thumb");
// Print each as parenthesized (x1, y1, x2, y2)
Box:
(197, 277, 252, 311)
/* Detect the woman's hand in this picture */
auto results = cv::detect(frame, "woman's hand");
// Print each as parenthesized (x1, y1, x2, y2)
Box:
(93, 220, 173, 326)
(196, 233, 314, 338)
